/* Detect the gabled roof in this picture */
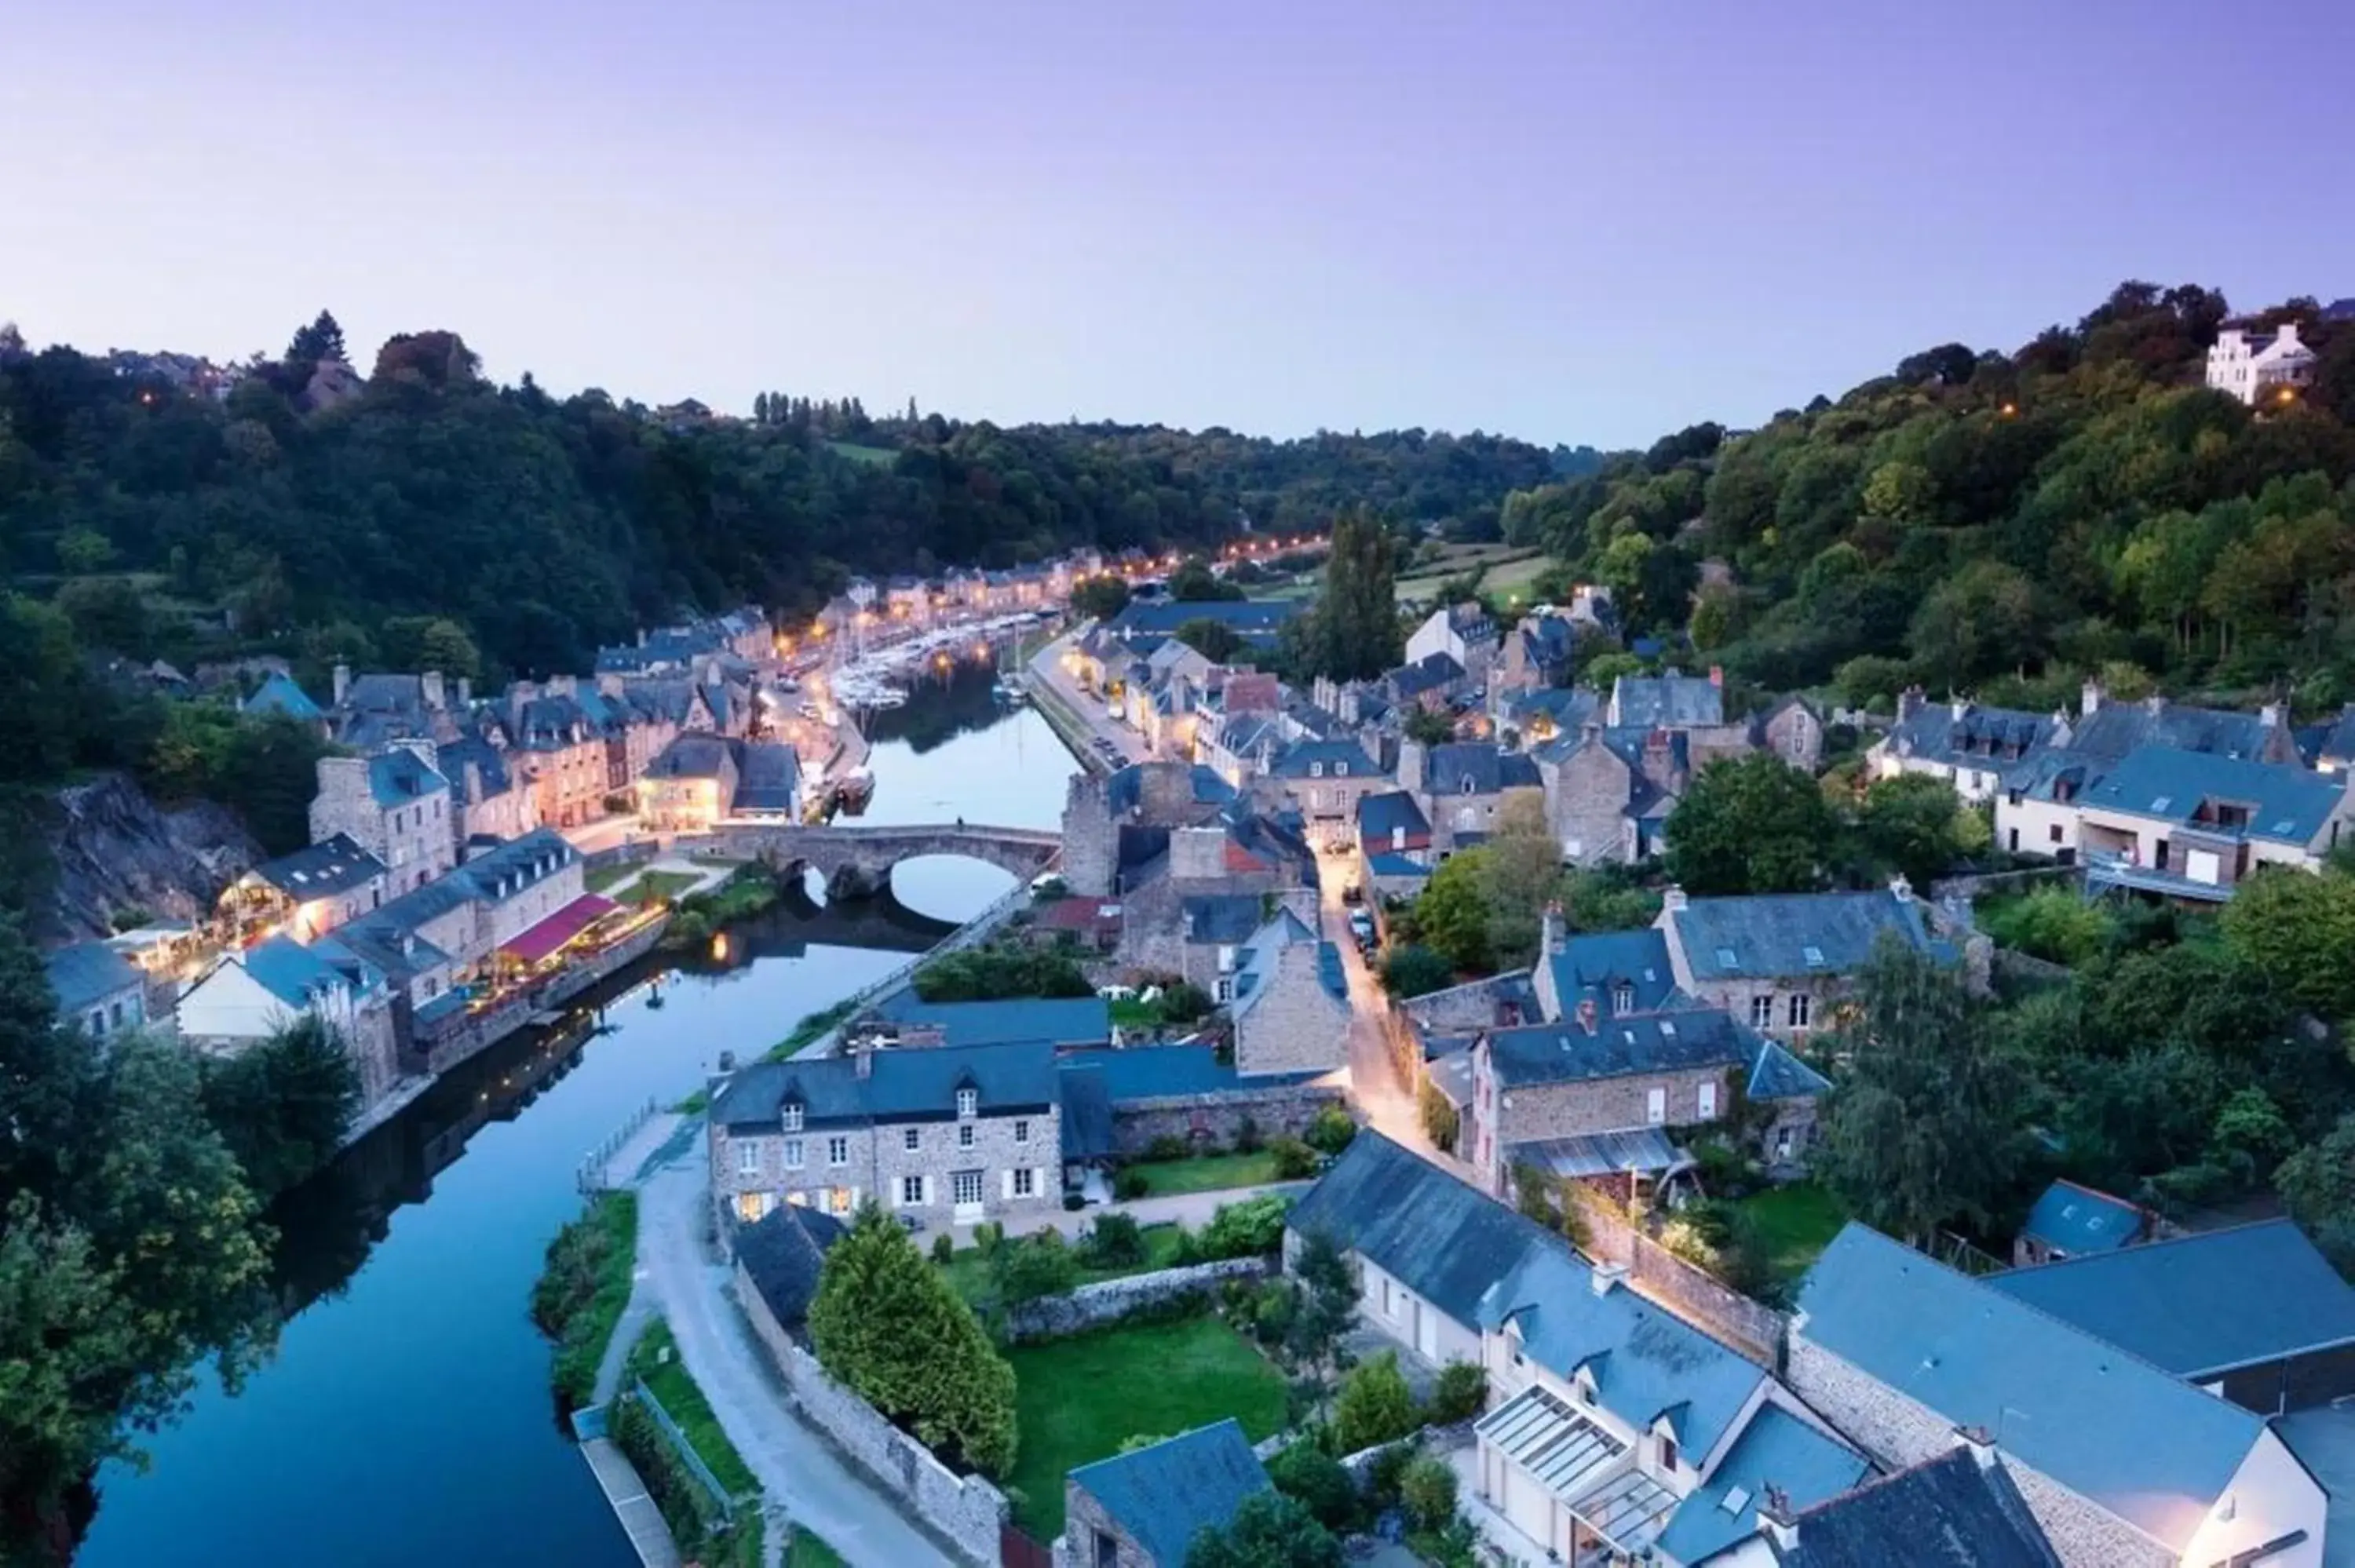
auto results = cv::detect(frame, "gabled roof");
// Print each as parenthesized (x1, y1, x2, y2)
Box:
(1611, 672, 1724, 729)
(1882, 700, 2058, 775)
(710, 1039, 1061, 1130)
(1228, 910, 1347, 1021)
(732, 1205, 845, 1333)
(43, 941, 144, 1013)
(1509, 685, 1601, 731)
(1486, 1008, 1755, 1089)
(242, 671, 323, 721)
(1104, 762, 1236, 818)
(1425, 742, 1541, 795)
(1669, 889, 1944, 983)
(644, 733, 735, 781)
(1068, 1420, 1269, 1567)
(1987, 1218, 2355, 1380)
(1181, 893, 1265, 946)
(1542, 928, 1680, 1019)
(1057, 1065, 1115, 1161)
(1356, 789, 1432, 841)
(250, 833, 386, 899)
(1266, 738, 1379, 780)
(1654, 1403, 1869, 1565)
(1389, 651, 1466, 699)
(1795, 1223, 2266, 1552)
(868, 992, 1111, 1048)
(1758, 1447, 2063, 1568)
(732, 742, 801, 812)
(240, 933, 378, 1008)
(2017, 1178, 2142, 1257)
(2068, 698, 2290, 766)
(2078, 744, 2343, 845)
(368, 747, 449, 807)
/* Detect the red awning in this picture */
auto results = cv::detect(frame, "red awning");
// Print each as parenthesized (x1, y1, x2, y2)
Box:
(499, 894, 621, 964)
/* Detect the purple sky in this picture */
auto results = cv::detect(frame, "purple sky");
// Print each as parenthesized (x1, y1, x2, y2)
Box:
(9, 2, 2352, 447)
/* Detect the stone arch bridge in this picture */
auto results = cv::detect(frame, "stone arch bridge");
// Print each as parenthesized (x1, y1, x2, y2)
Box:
(696, 821, 1062, 899)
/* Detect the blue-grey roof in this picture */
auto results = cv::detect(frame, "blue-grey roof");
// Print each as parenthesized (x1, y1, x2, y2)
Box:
(1883, 700, 2057, 776)
(1746, 1038, 1832, 1100)
(1364, 852, 1429, 880)
(1477, 1227, 1768, 1457)
(1511, 1126, 1688, 1180)
(1611, 672, 1723, 729)
(1543, 928, 1678, 1018)
(2276, 1407, 2355, 1568)
(2017, 1179, 2142, 1257)
(241, 934, 378, 1008)
(2078, 745, 2345, 845)
(1058, 1065, 1115, 1160)
(1770, 1447, 2063, 1568)
(1796, 1223, 2266, 1551)
(871, 993, 1111, 1048)
(1287, 1130, 1558, 1329)
(711, 1040, 1061, 1130)
(732, 1205, 845, 1332)
(1067, 1420, 1269, 1567)
(1653, 1403, 1868, 1565)
(1182, 894, 1266, 946)
(1356, 790, 1431, 841)
(1108, 599, 1299, 642)
(43, 941, 144, 1014)
(1425, 742, 1542, 795)
(1486, 1009, 1754, 1089)
(1670, 888, 1944, 983)
(250, 833, 386, 899)
(1988, 1219, 2355, 1379)
(732, 742, 801, 812)
(1266, 738, 1379, 780)
(1228, 910, 1343, 1023)
(1105, 762, 1236, 816)
(243, 671, 323, 722)
(367, 747, 449, 807)
(1508, 685, 1601, 731)
(436, 732, 515, 797)
(2068, 698, 2293, 767)
(1055, 1043, 1318, 1102)
(1388, 651, 1465, 699)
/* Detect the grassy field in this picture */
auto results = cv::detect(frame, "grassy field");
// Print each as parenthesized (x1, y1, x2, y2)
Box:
(628, 1319, 761, 1497)
(1734, 1183, 1849, 1285)
(1128, 1150, 1280, 1197)
(585, 860, 637, 894)
(627, 869, 706, 906)
(1396, 545, 1551, 606)
(1005, 1315, 1287, 1537)
(786, 1532, 847, 1567)
(937, 1222, 1188, 1304)
(827, 440, 897, 467)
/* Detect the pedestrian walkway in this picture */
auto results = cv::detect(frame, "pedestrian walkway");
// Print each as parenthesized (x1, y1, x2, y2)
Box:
(582, 1435, 685, 1568)
(604, 1109, 687, 1189)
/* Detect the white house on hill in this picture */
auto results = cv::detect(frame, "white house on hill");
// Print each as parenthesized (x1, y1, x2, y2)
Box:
(2206, 323, 2316, 406)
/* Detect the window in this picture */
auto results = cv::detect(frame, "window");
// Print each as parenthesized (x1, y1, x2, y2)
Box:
(2049, 822, 2065, 844)
(951, 1169, 983, 1208)
(1309, 760, 1324, 778)
(1645, 1087, 1667, 1125)
(1613, 984, 1634, 1015)
(1787, 994, 1812, 1030)
(1748, 995, 1773, 1029)
(904, 1127, 921, 1151)
(736, 1143, 761, 1176)
(781, 1102, 804, 1133)
(1461, 777, 1477, 794)
(1014, 1119, 1031, 1145)
(1214, 977, 1234, 1004)
(1658, 1434, 1679, 1473)
(959, 1123, 976, 1150)
(735, 1191, 773, 1223)
(827, 1136, 849, 1166)
(783, 1138, 805, 1169)
(1698, 1081, 1718, 1119)
(1013, 1168, 1036, 1198)
(1095, 1530, 1120, 1568)
(957, 1088, 978, 1119)
(900, 1174, 925, 1206)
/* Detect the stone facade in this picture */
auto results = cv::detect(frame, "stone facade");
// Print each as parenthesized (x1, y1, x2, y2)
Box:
(1784, 1336, 2174, 1568)
(1006, 1256, 1268, 1342)
(1540, 738, 1644, 866)
(735, 1264, 1006, 1566)
(1232, 939, 1351, 1078)
(714, 1102, 1064, 1230)
(1062, 1482, 1150, 1568)
(1469, 1050, 1733, 1193)
(310, 749, 455, 895)
(1761, 700, 1825, 772)
(1106, 1078, 1344, 1158)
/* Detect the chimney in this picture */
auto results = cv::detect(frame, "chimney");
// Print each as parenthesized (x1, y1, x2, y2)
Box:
(456, 676, 473, 708)
(421, 670, 445, 710)
(2145, 692, 2166, 716)
(2080, 677, 2101, 717)
(333, 662, 352, 706)
(1661, 884, 1688, 913)
(597, 671, 624, 699)
(854, 1038, 874, 1080)
(2259, 701, 2284, 728)
(1897, 685, 1924, 721)
(1889, 873, 1914, 903)
(1589, 1260, 1628, 1297)
(1949, 696, 1966, 722)
(2281, 322, 2304, 348)
(1574, 996, 1599, 1035)
(549, 674, 578, 699)
(1951, 1424, 1999, 1470)
(1756, 1487, 1798, 1551)
(1541, 900, 1566, 957)
(637, 628, 648, 647)
(1708, 665, 1723, 688)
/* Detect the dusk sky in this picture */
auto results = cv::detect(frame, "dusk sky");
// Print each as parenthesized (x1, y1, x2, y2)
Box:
(10, 2, 2352, 448)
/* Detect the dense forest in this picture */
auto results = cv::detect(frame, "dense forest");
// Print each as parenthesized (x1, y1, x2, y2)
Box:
(1499, 283, 2355, 711)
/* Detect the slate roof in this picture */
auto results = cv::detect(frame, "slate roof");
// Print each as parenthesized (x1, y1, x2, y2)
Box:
(1795, 1223, 2266, 1552)
(1364, 852, 1429, 880)
(1988, 1218, 2355, 1379)
(1067, 1420, 1269, 1567)
(1487, 1009, 1756, 1089)
(1104, 763, 1236, 817)
(1356, 790, 1432, 842)
(1762, 1448, 2064, 1568)
(1058, 1066, 1115, 1161)
(1610, 672, 1723, 729)
(1181, 894, 1266, 946)
(732, 742, 801, 812)
(732, 1205, 845, 1333)
(1265, 738, 1380, 781)
(2276, 1407, 2355, 1568)
(1059, 1044, 1284, 1101)
(1542, 928, 1680, 1018)
(1389, 651, 1466, 700)
(251, 833, 386, 899)
(241, 933, 379, 1008)
(43, 941, 144, 1014)
(1507, 685, 1601, 732)
(368, 747, 450, 807)
(242, 671, 323, 722)
(2017, 1179, 2142, 1258)
(436, 731, 516, 798)
(644, 733, 734, 780)
(1653, 1403, 1869, 1565)
(2077, 744, 2345, 845)
(2068, 698, 2291, 766)
(1425, 742, 1542, 795)
(1882, 699, 2057, 775)
(869, 993, 1111, 1048)
(710, 1040, 1061, 1130)
(1668, 889, 1944, 983)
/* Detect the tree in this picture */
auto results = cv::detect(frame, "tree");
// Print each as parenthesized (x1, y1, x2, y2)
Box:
(1070, 574, 1130, 621)
(1399, 1453, 1459, 1532)
(1663, 754, 1838, 895)
(1401, 706, 1455, 746)
(1332, 1351, 1417, 1453)
(807, 1205, 1017, 1476)
(285, 310, 346, 366)
(1379, 944, 1454, 998)
(2220, 867, 2355, 1022)
(1411, 850, 1494, 972)
(1186, 1491, 1342, 1568)
(1816, 941, 2028, 1244)
(1283, 1230, 1360, 1386)
(1266, 1442, 1356, 1531)
(1294, 507, 1400, 680)
(1169, 557, 1243, 602)
(1854, 773, 1974, 888)
(199, 1016, 361, 1198)
(1175, 618, 1245, 662)
(2276, 1113, 2355, 1276)
(1477, 793, 1565, 965)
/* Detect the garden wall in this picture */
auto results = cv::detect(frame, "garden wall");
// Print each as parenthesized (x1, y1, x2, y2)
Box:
(1111, 1080, 1343, 1154)
(1568, 1191, 1787, 1369)
(1002, 1256, 1269, 1342)
(732, 1262, 1006, 1566)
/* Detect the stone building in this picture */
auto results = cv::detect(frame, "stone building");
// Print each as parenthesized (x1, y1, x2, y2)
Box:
(1536, 724, 1687, 866)
(1399, 740, 1544, 854)
(1223, 909, 1352, 1078)
(1062, 1420, 1270, 1568)
(707, 1039, 1064, 1231)
(216, 833, 389, 945)
(309, 742, 456, 895)
(177, 933, 402, 1107)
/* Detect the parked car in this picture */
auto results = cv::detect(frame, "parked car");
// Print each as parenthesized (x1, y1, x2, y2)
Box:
(1348, 910, 1376, 949)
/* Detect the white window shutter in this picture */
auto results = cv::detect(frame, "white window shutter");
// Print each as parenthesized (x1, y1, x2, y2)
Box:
(1001, 1169, 1013, 1199)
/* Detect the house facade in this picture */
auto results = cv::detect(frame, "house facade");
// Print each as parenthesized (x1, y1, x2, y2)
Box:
(1400, 740, 1544, 853)
(1224, 910, 1352, 1078)
(44, 941, 152, 1041)
(217, 833, 388, 946)
(1657, 882, 1964, 1042)
(177, 934, 402, 1105)
(2206, 323, 2316, 405)
(1062, 1420, 1271, 1568)
(309, 743, 456, 894)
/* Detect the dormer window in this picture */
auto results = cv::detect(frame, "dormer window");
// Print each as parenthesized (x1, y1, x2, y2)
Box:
(957, 1087, 977, 1120)
(781, 1101, 804, 1133)
(1613, 984, 1634, 1015)
(1334, 761, 1347, 777)
(1461, 777, 1477, 794)
(1658, 1434, 1678, 1473)
(1309, 761, 1324, 778)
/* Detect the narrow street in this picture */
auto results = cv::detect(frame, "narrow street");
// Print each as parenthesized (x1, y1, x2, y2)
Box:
(634, 1148, 956, 1568)
(1026, 635, 1149, 765)
(1315, 847, 1441, 1158)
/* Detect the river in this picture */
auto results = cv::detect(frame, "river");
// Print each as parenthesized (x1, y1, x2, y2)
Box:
(78, 662, 1075, 1567)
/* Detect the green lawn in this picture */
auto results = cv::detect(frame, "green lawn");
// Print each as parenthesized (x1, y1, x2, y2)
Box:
(787, 1531, 847, 1568)
(1006, 1315, 1287, 1537)
(937, 1223, 1186, 1305)
(628, 1319, 761, 1497)
(1129, 1150, 1280, 1197)
(827, 440, 897, 467)
(629, 869, 706, 905)
(585, 860, 637, 894)
(1734, 1183, 1849, 1285)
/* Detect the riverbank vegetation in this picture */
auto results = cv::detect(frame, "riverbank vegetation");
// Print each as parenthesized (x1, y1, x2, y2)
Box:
(530, 1191, 640, 1409)
(662, 864, 785, 950)
(911, 941, 1092, 1002)
(198, 1015, 362, 1199)
(617, 1318, 765, 1568)
(762, 998, 858, 1063)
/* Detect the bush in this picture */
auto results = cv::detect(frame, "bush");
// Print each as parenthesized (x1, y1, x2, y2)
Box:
(1363, 1438, 1418, 1508)
(1399, 1454, 1459, 1533)
(533, 1192, 640, 1409)
(1980, 885, 2116, 966)
(1112, 1168, 1151, 1202)
(1418, 1078, 1460, 1154)
(1427, 1360, 1487, 1424)
(1269, 1136, 1319, 1180)
(913, 942, 1094, 1002)
(1234, 1114, 1263, 1154)
(1063, 1191, 1086, 1212)
(1267, 1441, 1360, 1532)
(1159, 981, 1213, 1023)
(1145, 1133, 1192, 1162)
(973, 1220, 1006, 1255)
(1170, 1227, 1204, 1266)
(931, 1233, 954, 1265)
(1083, 1212, 1147, 1268)
(1304, 1107, 1357, 1157)
(1333, 1351, 1418, 1453)
(1249, 1279, 1298, 1345)
(1200, 1194, 1289, 1260)
(991, 1230, 1080, 1306)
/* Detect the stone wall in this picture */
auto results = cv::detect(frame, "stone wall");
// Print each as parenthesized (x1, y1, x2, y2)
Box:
(733, 1262, 1006, 1566)
(1570, 1191, 1787, 1369)
(1061, 1482, 1149, 1568)
(1233, 942, 1351, 1076)
(1784, 1336, 2172, 1568)
(1111, 1079, 1343, 1154)
(1003, 1256, 1268, 1342)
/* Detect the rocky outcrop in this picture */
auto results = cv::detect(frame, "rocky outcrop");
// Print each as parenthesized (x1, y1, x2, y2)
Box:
(44, 774, 259, 940)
